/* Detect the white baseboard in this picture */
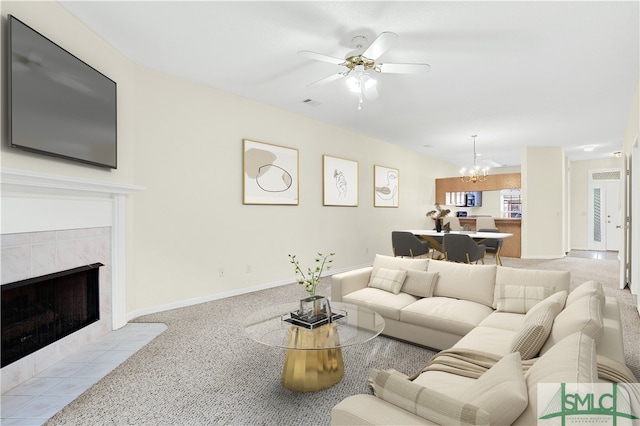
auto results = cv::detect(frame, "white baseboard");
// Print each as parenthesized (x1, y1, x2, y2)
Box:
(126, 263, 371, 322)
(519, 254, 566, 260)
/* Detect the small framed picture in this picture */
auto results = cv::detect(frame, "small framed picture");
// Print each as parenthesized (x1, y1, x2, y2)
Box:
(323, 155, 358, 206)
(374, 165, 399, 207)
(243, 139, 299, 205)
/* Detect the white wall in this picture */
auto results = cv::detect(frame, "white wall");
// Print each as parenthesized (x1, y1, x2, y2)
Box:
(0, 2, 458, 318)
(129, 66, 458, 314)
(521, 147, 566, 259)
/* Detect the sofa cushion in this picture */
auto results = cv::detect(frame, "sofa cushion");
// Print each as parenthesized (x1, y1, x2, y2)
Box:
(401, 270, 439, 298)
(372, 254, 429, 277)
(400, 297, 495, 336)
(370, 369, 490, 425)
(494, 266, 570, 309)
(427, 260, 497, 307)
(525, 290, 567, 320)
(465, 352, 528, 425)
(369, 268, 407, 294)
(494, 284, 555, 314)
(343, 288, 418, 321)
(567, 280, 605, 309)
(452, 325, 517, 356)
(513, 332, 597, 425)
(539, 293, 603, 355)
(510, 303, 555, 359)
(477, 312, 526, 332)
(413, 370, 476, 397)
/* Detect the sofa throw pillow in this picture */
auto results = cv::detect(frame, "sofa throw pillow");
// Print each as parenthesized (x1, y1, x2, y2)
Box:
(427, 260, 497, 307)
(464, 352, 528, 426)
(370, 369, 490, 425)
(566, 280, 605, 309)
(400, 270, 439, 298)
(372, 254, 429, 278)
(494, 284, 555, 314)
(510, 303, 555, 359)
(494, 267, 570, 310)
(525, 290, 567, 320)
(368, 268, 407, 294)
(539, 293, 604, 355)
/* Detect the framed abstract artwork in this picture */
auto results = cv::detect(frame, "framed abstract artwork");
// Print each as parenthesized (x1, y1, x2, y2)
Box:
(243, 139, 299, 205)
(323, 155, 358, 206)
(374, 165, 399, 207)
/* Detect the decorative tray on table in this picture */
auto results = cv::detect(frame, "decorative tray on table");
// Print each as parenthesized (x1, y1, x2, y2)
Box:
(281, 310, 346, 330)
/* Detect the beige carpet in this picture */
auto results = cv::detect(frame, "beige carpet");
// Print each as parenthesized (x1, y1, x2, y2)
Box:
(45, 255, 639, 425)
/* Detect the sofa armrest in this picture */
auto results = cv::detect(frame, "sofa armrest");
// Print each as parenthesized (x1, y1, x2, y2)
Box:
(598, 296, 626, 364)
(331, 267, 372, 302)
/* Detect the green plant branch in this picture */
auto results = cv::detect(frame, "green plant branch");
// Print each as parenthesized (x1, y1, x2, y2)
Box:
(288, 252, 335, 296)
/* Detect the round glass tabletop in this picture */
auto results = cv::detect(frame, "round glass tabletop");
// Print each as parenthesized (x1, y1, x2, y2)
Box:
(243, 301, 385, 350)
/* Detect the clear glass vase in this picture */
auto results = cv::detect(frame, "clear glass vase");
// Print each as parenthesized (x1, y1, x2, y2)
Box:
(298, 295, 331, 322)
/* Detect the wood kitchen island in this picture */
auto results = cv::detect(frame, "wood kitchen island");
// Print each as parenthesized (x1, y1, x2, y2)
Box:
(458, 218, 521, 258)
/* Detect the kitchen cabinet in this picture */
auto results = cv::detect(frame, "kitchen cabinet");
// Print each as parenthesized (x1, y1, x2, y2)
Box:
(436, 173, 521, 205)
(445, 191, 482, 207)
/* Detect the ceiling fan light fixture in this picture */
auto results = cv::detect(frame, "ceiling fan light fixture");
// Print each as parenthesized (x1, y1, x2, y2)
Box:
(346, 66, 377, 94)
(362, 74, 377, 90)
(346, 76, 361, 93)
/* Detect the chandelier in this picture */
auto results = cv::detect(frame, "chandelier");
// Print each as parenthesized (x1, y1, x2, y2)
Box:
(460, 135, 489, 183)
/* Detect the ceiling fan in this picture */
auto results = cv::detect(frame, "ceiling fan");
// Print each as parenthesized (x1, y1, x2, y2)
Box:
(298, 32, 430, 105)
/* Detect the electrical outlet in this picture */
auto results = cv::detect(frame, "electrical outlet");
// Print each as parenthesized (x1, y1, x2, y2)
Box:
(218, 268, 224, 278)
(246, 264, 251, 274)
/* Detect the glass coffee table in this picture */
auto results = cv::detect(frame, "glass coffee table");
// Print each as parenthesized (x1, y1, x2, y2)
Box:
(244, 301, 385, 392)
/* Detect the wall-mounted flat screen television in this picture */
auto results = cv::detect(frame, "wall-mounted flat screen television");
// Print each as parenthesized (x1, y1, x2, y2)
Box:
(8, 15, 117, 169)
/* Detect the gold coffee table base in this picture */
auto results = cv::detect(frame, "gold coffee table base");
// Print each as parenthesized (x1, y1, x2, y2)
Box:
(281, 323, 345, 392)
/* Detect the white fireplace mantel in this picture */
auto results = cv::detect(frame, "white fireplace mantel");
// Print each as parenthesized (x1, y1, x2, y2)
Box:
(1, 167, 144, 329)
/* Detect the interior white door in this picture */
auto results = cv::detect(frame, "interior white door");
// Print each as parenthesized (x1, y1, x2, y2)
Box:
(605, 180, 621, 251)
(588, 169, 622, 251)
(632, 139, 639, 297)
(619, 156, 628, 290)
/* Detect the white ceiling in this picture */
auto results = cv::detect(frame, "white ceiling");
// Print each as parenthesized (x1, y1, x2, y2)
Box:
(60, 1, 639, 169)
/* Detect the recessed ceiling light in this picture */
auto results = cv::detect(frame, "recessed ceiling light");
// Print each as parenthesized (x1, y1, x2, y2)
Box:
(583, 145, 595, 152)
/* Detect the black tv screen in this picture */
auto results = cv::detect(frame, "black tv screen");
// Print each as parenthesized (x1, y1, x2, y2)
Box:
(8, 15, 117, 169)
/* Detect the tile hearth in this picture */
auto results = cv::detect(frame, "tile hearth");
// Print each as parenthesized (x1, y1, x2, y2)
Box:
(1, 322, 166, 426)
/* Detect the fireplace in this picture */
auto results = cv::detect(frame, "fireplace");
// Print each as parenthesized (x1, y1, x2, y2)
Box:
(2, 263, 102, 367)
(1, 167, 143, 393)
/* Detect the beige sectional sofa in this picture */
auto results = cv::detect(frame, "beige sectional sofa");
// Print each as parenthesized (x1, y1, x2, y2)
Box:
(330, 255, 635, 425)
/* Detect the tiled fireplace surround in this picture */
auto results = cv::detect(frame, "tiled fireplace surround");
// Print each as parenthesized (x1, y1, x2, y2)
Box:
(1, 168, 142, 393)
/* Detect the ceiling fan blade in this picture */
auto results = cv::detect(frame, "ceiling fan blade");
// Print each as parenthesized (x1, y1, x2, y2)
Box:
(378, 63, 431, 74)
(362, 32, 399, 60)
(306, 72, 345, 88)
(298, 50, 345, 65)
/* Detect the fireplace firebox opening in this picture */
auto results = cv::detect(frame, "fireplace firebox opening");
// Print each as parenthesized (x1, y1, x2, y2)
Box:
(1, 263, 102, 367)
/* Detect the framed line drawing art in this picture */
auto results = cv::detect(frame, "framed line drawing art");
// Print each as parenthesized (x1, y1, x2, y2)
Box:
(323, 155, 358, 206)
(374, 165, 399, 207)
(243, 139, 299, 205)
